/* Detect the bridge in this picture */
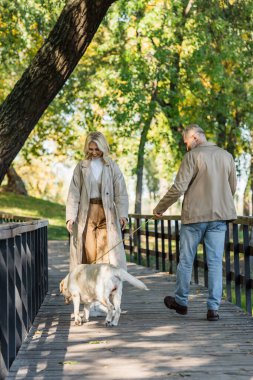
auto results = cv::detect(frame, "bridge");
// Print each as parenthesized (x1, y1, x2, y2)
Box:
(1, 214, 253, 379)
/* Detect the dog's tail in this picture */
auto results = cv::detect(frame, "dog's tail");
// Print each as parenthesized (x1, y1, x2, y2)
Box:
(118, 269, 149, 290)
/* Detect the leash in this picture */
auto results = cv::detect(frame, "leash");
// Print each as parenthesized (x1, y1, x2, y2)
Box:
(91, 216, 155, 264)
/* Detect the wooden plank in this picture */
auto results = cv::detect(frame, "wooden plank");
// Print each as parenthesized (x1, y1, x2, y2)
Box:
(6, 241, 253, 380)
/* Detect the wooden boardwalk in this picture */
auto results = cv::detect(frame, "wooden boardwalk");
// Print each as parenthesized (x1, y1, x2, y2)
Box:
(7, 241, 253, 380)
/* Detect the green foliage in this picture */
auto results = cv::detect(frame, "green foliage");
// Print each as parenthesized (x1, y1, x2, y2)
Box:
(0, 0, 65, 100)
(1, 0, 253, 205)
(0, 191, 67, 240)
(0, 0, 75, 160)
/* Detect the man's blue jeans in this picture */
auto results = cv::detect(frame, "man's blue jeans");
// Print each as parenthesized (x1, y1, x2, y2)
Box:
(175, 221, 227, 310)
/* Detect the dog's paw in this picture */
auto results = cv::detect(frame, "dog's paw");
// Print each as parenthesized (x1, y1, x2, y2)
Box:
(105, 321, 114, 327)
(109, 320, 118, 327)
(82, 316, 89, 323)
(105, 320, 118, 327)
(74, 316, 83, 326)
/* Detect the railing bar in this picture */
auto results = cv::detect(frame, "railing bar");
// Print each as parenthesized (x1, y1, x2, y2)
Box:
(136, 218, 141, 265)
(161, 220, 166, 272)
(233, 224, 241, 307)
(175, 220, 180, 264)
(243, 225, 252, 315)
(225, 224, 232, 302)
(8, 238, 16, 367)
(21, 233, 28, 332)
(0, 239, 9, 379)
(168, 220, 173, 274)
(145, 219, 150, 268)
(154, 219, 159, 270)
(128, 217, 133, 262)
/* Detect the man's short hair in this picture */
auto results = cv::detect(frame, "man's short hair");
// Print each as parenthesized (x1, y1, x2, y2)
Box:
(183, 124, 205, 138)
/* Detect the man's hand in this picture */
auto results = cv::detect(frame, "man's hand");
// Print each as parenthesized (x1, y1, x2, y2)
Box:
(66, 219, 74, 234)
(119, 217, 128, 230)
(153, 211, 163, 219)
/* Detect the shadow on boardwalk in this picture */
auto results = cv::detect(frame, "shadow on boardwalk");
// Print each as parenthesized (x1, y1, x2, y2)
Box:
(7, 241, 253, 380)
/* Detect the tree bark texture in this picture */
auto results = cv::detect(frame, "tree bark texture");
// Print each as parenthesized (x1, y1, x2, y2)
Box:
(0, 0, 116, 184)
(2, 166, 28, 195)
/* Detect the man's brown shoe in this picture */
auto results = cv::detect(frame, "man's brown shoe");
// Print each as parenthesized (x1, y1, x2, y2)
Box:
(164, 296, 188, 315)
(207, 310, 219, 321)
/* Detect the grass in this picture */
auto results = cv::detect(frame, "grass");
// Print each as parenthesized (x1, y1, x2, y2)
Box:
(0, 191, 68, 240)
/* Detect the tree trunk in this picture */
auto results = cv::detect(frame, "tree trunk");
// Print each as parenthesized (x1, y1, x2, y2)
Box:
(250, 132, 253, 215)
(248, 132, 253, 246)
(0, 0, 116, 184)
(2, 166, 28, 195)
(134, 120, 152, 214)
(134, 87, 157, 214)
(243, 174, 250, 216)
(157, 0, 192, 158)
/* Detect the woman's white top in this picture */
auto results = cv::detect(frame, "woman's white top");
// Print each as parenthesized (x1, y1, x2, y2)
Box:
(90, 158, 104, 198)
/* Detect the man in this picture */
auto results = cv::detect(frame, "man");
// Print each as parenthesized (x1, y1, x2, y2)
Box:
(153, 124, 237, 321)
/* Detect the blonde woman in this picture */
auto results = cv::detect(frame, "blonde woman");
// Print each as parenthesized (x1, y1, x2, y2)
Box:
(66, 131, 128, 272)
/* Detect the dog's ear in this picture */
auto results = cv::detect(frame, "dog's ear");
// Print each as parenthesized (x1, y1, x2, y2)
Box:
(59, 280, 64, 293)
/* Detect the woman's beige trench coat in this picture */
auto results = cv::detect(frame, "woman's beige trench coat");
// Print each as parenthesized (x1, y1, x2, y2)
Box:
(66, 157, 129, 271)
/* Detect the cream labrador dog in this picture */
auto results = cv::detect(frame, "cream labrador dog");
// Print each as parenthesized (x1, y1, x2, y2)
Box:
(60, 263, 148, 327)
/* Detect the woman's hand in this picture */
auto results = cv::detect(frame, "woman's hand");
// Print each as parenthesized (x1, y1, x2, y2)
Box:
(66, 219, 75, 234)
(119, 217, 128, 231)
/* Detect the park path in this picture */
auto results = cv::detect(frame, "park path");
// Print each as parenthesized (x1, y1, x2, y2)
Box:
(6, 241, 253, 380)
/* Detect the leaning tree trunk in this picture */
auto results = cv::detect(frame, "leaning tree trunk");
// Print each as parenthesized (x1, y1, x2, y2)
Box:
(0, 0, 116, 184)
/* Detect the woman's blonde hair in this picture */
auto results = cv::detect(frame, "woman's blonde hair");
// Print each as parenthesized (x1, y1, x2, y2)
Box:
(84, 131, 110, 159)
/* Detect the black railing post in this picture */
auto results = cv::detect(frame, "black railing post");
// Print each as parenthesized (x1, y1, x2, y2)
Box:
(225, 223, 232, 302)
(145, 219, 150, 267)
(129, 217, 133, 263)
(233, 223, 241, 308)
(168, 220, 173, 274)
(0, 239, 8, 379)
(7, 238, 16, 367)
(175, 220, 180, 264)
(31, 230, 36, 321)
(14, 234, 22, 355)
(161, 219, 166, 272)
(44, 226, 49, 294)
(136, 217, 141, 265)
(154, 219, 159, 270)
(26, 231, 33, 327)
(21, 233, 29, 332)
(35, 228, 41, 315)
(243, 224, 252, 315)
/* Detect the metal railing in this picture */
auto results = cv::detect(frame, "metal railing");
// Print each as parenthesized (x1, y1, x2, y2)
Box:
(0, 212, 48, 379)
(123, 214, 253, 316)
